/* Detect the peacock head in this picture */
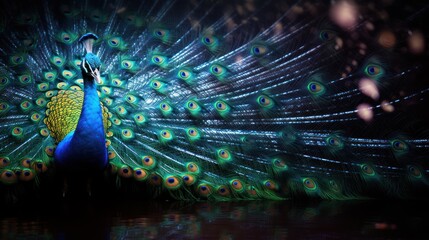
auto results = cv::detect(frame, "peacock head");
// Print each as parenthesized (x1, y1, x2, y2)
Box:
(79, 33, 102, 83)
(79, 32, 98, 53)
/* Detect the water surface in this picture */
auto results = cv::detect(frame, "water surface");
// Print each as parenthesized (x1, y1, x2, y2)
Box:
(1, 199, 427, 239)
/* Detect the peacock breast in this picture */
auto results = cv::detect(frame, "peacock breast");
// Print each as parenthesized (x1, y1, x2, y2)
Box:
(44, 89, 111, 143)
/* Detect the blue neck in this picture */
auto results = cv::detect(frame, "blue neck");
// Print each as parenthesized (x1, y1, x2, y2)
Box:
(73, 76, 105, 146)
(54, 75, 108, 171)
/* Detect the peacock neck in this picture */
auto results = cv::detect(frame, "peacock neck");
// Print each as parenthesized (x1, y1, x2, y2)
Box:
(71, 76, 106, 153)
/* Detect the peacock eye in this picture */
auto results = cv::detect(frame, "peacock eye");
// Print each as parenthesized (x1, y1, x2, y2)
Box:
(214, 100, 231, 117)
(250, 44, 268, 56)
(186, 162, 200, 173)
(0, 77, 8, 85)
(0, 103, 9, 114)
(10, 53, 25, 65)
(364, 64, 383, 78)
(159, 129, 173, 143)
(0, 157, 10, 167)
(247, 185, 258, 196)
(0, 102, 9, 111)
(112, 78, 123, 86)
(142, 155, 156, 169)
(319, 30, 336, 41)
(62, 70, 75, 80)
(12, 127, 23, 135)
(36, 98, 47, 107)
(154, 29, 165, 37)
(1, 170, 17, 184)
(151, 55, 166, 65)
(121, 60, 135, 69)
(115, 105, 127, 116)
(108, 151, 116, 160)
(263, 180, 277, 190)
(30, 112, 42, 122)
(201, 34, 220, 52)
(33, 160, 48, 173)
(186, 127, 201, 142)
(161, 102, 170, 110)
(257, 94, 274, 109)
(391, 139, 407, 151)
(19, 74, 32, 85)
(230, 179, 244, 192)
(215, 101, 226, 110)
(125, 94, 138, 104)
(303, 178, 316, 190)
(307, 81, 325, 95)
(217, 148, 232, 163)
(112, 118, 121, 125)
(182, 174, 196, 186)
(118, 165, 133, 178)
(198, 183, 212, 196)
(51, 55, 65, 67)
(44, 71, 57, 81)
(178, 69, 193, 81)
(149, 173, 162, 186)
(325, 135, 344, 150)
(151, 80, 161, 89)
(37, 83, 49, 91)
(202, 35, 217, 46)
(40, 128, 49, 137)
(121, 128, 134, 140)
(408, 165, 422, 178)
(217, 185, 230, 196)
(151, 27, 171, 43)
(272, 158, 288, 171)
(102, 87, 112, 95)
(209, 63, 224, 75)
(164, 176, 181, 189)
(110, 38, 119, 46)
(367, 66, 378, 75)
(133, 113, 146, 125)
(187, 100, 199, 110)
(361, 164, 375, 176)
(63, 34, 70, 41)
(133, 168, 148, 181)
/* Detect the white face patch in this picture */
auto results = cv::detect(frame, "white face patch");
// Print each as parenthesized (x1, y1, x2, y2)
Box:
(82, 58, 101, 83)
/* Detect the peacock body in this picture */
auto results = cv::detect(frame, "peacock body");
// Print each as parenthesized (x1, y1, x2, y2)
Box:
(0, 0, 428, 201)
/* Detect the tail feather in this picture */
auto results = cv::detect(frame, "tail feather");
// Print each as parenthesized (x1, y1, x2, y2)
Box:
(0, 0, 429, 201)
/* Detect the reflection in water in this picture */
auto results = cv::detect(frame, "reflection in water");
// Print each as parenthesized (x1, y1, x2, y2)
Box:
(1, 200, 428, 239)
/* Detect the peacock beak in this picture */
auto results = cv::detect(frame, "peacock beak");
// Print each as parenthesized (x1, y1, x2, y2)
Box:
(82, 58, 102, 84)
(94, 68, 101, 84)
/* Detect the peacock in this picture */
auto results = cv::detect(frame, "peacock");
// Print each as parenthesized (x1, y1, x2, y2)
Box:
(0, 0, 428, 202)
